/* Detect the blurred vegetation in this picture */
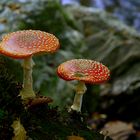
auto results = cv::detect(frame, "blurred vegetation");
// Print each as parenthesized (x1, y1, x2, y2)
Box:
(1, 0, 140, 139)
(95, 0, 140, 32)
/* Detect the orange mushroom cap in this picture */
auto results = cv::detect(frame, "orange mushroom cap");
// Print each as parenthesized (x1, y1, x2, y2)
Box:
(0, 30, 60, 59)
(57, 59, 110, 84)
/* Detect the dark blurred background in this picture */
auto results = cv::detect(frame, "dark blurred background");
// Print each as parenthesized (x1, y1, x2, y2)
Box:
(62, 0, 140, 31)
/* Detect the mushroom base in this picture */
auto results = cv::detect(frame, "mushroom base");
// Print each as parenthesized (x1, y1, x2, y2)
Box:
(20, 88, 36, 100)
(71, 94, 83, 112)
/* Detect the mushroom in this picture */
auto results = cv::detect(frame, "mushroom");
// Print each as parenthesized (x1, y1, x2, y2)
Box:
(27, 95, 53, 108)
(0, 30, 59, 101)
(57, 59, 110, 112)
(67, 135, 85, 140)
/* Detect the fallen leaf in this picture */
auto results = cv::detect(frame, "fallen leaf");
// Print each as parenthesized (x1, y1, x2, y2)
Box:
(101, 120, 135, 140)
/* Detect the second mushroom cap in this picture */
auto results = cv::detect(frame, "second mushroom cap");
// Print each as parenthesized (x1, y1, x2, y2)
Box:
(57, 59, 110, 84)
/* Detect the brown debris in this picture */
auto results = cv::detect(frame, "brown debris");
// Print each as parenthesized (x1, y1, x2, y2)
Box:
(101, 120, 135, 140)
(27, 96, 53, 107)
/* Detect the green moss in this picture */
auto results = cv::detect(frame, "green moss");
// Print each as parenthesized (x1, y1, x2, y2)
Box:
(0, 56, 24, 139)
(0, 56, 110, 139)
(23, 106, 108, 140)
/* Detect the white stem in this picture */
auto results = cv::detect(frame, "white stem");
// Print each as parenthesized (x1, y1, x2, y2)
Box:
(71, 94, 83, 112)
(20, 56, 36, 100)
(71, 81, 87, 112)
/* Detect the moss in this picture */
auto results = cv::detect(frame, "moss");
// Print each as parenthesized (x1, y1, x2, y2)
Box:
(0, 55, 111, 140)
(0, 56, 24, 139)
(23, 106, 108, 140)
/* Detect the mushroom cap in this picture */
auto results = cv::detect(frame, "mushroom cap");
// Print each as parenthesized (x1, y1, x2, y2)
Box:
(57, 59, 110, 84)
(67, 135, 85, 140)
(0, 30, 60, 59)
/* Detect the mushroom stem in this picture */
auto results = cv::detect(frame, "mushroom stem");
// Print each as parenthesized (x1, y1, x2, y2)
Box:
(71, 81, 87, 112)
(11, 118, 27, 140)
(20, 56, 36, 100)
(71, 93, 83, 112)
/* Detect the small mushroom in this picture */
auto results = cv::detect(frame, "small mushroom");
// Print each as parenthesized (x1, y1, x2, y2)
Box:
(57, 59, 110, 112)
(0, 30, 59, 100)
(67, 135, 85, 140)
(27, 95, 53, 108)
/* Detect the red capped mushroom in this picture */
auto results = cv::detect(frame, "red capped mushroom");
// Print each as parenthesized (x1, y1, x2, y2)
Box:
(0, 30, 60, 100)
(57, 59, 110, 112)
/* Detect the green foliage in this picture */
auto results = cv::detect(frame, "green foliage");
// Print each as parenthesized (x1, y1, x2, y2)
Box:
(0, 57, 108, 139)
(0, 56, 24, 139)
(0, 57, 108, 140)
(0, 109, 5, 119)
(23, 106, 108, 140)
